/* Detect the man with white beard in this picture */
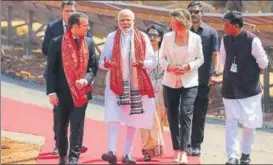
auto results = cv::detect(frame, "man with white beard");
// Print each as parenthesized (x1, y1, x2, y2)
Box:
(99, 9, 157, 164)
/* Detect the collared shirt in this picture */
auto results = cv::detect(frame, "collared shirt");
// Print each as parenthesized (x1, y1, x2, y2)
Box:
(190, 22, 219, 85)
(63, 20, 68, 32)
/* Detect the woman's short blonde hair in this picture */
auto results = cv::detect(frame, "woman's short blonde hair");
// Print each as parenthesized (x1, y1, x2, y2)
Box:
(170, 9, 192, 30)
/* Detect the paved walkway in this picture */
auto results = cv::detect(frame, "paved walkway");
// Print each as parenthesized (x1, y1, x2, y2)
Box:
(1, 75, 273, 164)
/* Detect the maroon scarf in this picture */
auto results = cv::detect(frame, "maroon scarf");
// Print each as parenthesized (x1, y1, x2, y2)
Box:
(62, 30, 92, 107)
(110, 28, 154, 98)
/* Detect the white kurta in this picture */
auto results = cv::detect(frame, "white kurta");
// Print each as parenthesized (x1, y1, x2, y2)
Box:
(223, 93, 263, 128)
(220, 36, 269, 128)
(99, 30, 157, 129)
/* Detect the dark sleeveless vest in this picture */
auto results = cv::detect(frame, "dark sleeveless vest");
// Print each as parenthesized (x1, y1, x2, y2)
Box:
(222, 30, 262, 99)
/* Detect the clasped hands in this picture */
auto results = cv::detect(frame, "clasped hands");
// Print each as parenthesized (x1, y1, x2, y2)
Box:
(167, 64, 190, 75)
(104, 57, 143, 68)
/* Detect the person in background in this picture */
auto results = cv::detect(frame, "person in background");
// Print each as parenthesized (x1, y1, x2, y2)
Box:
(187, 1, 220, 156)
(159, 9, 204, 164)
(139, 24, 168, 162)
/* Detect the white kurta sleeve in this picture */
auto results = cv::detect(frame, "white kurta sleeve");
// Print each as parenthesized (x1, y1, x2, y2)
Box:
(251, 37, 269, 69)
(220, 37, 226, 65)
(159, 35, 170, 71)
(99, 33, 114, 70)
(142, 33, 156, 70)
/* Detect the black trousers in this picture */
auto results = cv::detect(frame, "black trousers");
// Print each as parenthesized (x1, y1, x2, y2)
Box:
(53, 106, 58, 146)
(45, 70, 59, 147)
(190, 85, 210, 149)
(163, 85, 198, 151)
(56, 99, 87, 159)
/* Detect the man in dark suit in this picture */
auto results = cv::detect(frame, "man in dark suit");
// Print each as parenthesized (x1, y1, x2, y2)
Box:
(46, 12, 98, 164)
(42, 1, 75, 56)
(42, 1, 92, 56)
(42, 1, 89, 154)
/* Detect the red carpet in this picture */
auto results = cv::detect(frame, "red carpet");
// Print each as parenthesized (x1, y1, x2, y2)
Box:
(1, 97, 200, 164)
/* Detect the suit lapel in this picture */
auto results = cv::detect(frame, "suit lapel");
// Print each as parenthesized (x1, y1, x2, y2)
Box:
(59, 20, 65, 35)
(53, 20, 64, 36)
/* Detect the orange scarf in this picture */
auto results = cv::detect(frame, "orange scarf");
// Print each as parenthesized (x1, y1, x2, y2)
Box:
(62, 30, 92, 107)
(110, 28, 154, 98)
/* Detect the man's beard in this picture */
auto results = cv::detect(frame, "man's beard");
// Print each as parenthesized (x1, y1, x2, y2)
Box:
(121, 28, 132, 33)
(119, 24, 134, 33)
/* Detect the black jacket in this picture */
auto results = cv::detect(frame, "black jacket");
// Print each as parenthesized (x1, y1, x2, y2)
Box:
(42, 20, 64, 56)
(46, 35, 98, 103)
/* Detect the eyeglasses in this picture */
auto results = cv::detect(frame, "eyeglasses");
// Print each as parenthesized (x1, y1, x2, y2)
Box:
(148, 33, 160, 38)
(189, 10, 201, 15)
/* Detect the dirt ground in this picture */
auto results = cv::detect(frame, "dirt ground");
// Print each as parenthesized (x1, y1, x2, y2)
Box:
(1, 48, 46, 85)
(1, 137, 41, 164)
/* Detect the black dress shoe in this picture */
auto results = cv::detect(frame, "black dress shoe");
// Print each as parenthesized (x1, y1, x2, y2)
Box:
(80, 146, 88, 153)
(59, 157, 68, 165)
(226, 158, 239, 165)
(191, 147, 201, 156)
(102, 151, 117, 164)
(122, 155, 136, 164)
(69, 157, 78, 165)
(240, 154, 250, 165)
(53, 146, 58, 155)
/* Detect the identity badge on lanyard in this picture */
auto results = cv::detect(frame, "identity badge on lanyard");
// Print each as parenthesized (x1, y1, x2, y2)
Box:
(230, 56, 237, 73)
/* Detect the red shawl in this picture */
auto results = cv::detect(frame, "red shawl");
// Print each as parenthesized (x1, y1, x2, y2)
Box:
(110, 28, 154, 98)
(62, 30, 92, 107)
